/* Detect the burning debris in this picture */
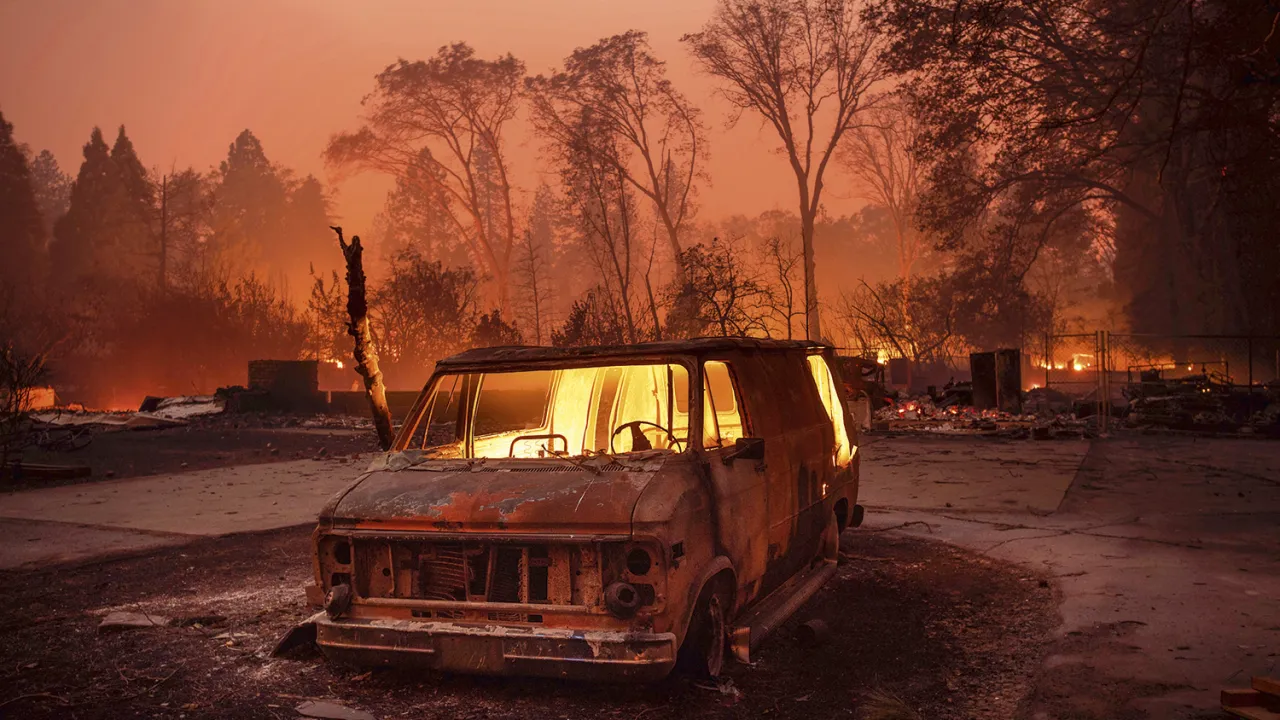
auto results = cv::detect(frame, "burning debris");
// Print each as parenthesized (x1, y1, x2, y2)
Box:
(870, 391, 1085, 437)
(858, 350, 1092, 437)
(850, 343, 1280, 438)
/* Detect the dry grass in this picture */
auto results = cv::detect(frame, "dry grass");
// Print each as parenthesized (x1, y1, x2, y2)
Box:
(858, 691, 924, 720)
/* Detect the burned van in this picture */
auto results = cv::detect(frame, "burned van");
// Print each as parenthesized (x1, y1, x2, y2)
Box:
(306, 338, 863, 681)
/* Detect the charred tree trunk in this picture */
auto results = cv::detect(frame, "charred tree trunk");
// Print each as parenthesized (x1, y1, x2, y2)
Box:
(332, 226, 395, 451)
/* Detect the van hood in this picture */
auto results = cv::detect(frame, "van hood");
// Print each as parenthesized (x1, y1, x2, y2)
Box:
(326, 454, 672, 536)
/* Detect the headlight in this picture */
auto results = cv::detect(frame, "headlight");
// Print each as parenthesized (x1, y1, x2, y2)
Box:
(626, 547, 653, 576)
(603, 582, 640, 618)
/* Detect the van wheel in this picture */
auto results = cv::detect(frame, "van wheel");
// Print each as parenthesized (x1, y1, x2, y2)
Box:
(818, 511, 840, 564)
(677, 582, 727, 678)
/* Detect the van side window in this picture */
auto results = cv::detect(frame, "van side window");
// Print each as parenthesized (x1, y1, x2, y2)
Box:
(805, 354, 853, 466)
(702, 361, 746, 449)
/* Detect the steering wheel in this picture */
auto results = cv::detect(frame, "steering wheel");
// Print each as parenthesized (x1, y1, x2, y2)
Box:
(610, 420, 683, 454)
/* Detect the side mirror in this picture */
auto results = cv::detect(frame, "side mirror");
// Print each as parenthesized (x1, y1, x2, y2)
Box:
(728, 437, 765, 462)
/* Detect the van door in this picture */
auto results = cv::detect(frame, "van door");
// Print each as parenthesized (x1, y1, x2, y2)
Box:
(699, 359, 771, 609)
(756, 352, 831, 590)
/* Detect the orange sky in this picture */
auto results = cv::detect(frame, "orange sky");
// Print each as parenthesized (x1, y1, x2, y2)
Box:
(1, 0, 863, 238)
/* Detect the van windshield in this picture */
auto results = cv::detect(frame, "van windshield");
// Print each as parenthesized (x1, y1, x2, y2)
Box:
(403, 363, 692, 459)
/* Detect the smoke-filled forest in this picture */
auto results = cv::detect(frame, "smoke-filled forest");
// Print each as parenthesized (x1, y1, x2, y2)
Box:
(2, 0, 1278, 409)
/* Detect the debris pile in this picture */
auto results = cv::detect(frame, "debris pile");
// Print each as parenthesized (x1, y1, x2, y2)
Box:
(138, 395, 225, 420)
(871, 390, 1089, 437)
(1124, 370, 1280, 434)
(1124, 370, 1232, 428)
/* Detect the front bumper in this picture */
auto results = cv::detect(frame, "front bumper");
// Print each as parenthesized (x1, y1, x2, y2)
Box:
(315, 616, 677, 682)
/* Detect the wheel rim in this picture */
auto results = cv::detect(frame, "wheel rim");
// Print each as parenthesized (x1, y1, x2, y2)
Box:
(705, 595, 725, 677)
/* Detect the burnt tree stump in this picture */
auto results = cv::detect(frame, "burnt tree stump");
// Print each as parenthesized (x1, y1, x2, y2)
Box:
(332, 226, 395, 451)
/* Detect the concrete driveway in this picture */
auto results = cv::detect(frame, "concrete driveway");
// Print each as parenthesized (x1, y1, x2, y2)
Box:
(0, 460, 361, 568)
(860, 434, 1280, 719)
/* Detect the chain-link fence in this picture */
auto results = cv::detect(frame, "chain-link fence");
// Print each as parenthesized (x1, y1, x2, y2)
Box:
(1038, 333, 1104, 397)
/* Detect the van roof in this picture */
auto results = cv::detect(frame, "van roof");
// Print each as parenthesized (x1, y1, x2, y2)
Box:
(436, 337, 828, 369)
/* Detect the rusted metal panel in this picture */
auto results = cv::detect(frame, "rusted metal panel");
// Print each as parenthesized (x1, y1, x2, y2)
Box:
(314, 616, 678, 681)
(333, 466, 657, 535)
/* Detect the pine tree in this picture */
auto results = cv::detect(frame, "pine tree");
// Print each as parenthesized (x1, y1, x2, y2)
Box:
(109, 126, 156, 279)
(286, 175, 331, 255)
(210, 129, 288, 277)
(276, 174, 333, 299)
(26, 149, 71, 242)
(51, 127, 121, 283)
(159, 167, 212, 286)
(377, 147, 466, 267)
(0, 110, 47, 289)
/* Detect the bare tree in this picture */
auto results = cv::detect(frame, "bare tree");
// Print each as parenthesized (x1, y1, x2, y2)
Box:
(642, 229, 664, 340)
(153, 167, 213, 289)
(513, 228, 552, 345)
(527, 31, 706, 284)
(551, 289, 630, 347)
(762, 235, 804, 339)
(671, 237, 772, 337)
(684, 0, 885, 339)
(511, 184, 559, 345)
(836, 276, 956, 367)
(373, 249, 483, 379)
(557, 115, 645, 343)
(326, 44, 523, 311)
(839, 98, 926, 322)
(306, 269, 347, 363)
(0, 292, 68, 469)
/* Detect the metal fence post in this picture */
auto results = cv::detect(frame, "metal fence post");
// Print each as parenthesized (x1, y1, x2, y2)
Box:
(1248, 336, 1254, 392)
(1094, 330, 1102, 433)
(1044, 332, 1051, 389)
(1097, 330, 1110, 434)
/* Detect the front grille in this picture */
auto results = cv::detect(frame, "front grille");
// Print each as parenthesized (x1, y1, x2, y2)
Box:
(489, 547, 523, 603)
(418, 544, 466, 600)
(354, 538, 579, 606)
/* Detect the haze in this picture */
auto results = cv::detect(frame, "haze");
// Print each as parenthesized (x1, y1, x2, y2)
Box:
(1, 0, 846, 235)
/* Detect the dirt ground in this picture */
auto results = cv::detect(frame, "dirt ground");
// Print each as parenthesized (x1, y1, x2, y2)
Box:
(0, 527, 1058, 720)
(9, 416, 381, 490)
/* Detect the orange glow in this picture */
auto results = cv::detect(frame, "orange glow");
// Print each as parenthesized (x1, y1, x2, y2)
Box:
(806, 355, 852, 466)
(419, 364, 691, 459)
(0, 0, 845, 267)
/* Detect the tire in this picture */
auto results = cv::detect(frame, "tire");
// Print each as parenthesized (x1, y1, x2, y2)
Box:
(677, 581, 728, 679)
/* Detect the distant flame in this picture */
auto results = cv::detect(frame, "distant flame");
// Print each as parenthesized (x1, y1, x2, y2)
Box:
(335, 360, 344, 369)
